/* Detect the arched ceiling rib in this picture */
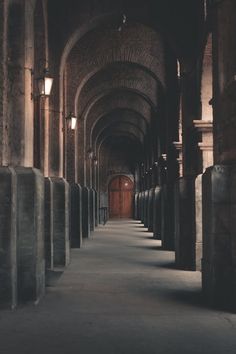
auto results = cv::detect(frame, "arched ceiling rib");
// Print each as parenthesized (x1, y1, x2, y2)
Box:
(75, 62, 159, 115)
(96, 121, 145, 149)
(92, 110, 148, 146)
(85, 92, 152, 142)
(66, 22, 166, 108)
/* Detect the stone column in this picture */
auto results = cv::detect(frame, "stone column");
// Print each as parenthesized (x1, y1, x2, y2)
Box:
(90, 188, 96, 232)
(0, 167, 17, 308)
(44, 178, 70, 269)
(193, 120, 213, 270)
(70, 183, 83, 248)
(174, 67, 200, 268)
(202, 0, 236, 310)
(147, 188, 155, 232)
(153, 186, 161, 239)
(82, 187, 90, 238)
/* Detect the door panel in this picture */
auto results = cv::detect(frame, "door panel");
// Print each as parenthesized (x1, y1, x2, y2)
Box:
(109, 176, 134, 218)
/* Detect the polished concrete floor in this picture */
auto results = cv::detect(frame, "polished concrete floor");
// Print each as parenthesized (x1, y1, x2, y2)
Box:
(1, 219, 236, 354)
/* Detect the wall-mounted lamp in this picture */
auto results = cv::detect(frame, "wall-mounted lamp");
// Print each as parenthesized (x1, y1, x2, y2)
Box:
(36, 68, 53, 97)
(118, 14, 127, 31)
(65, 112, 77, 130)
(87, 148, 94, 160)
(93, 156, 98, 166)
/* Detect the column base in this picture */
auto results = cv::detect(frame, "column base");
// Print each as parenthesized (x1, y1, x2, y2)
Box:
(174, 177, 196, 270)
(0, 167, 17, 308)
(82, 187, 90, 238)
(70, 183, 82, 248)
(45, 177, 70, 269)
(153, 186, 161, 239)
(202, 165, 236, 311)
(0, 167, 45, 307)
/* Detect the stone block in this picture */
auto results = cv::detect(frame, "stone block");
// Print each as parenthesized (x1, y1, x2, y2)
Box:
(82, 187, 90, 238)
(144, 190, 149, 227)
(15, 167, 45, 303)
(153, 186, 161, 239)
(134, 193, 139, 220)
(94, 190, 98, 227)
(147, 188, 155, 232)
(140, 192, 145, 223)
(70, 183, 82, 248)
(174, 177, 196, 270)
(90, 189, 96, 232)
(0, 167, 17, 308)
(161, 184, 175, 251)
(44, 178, 70, 268)
(202, 165, 236, 310)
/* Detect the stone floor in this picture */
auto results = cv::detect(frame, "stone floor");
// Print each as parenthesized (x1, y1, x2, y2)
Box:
(1, 219, 236, 354)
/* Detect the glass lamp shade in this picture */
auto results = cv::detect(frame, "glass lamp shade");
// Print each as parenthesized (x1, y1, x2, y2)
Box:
(87, 148, 94, 160)
(93, 156, 98, 166)
(66, 113, 77, 130)
(37, 70, 53, 96)
(44, 76, 53, 95)
(71, 116, 77, 130)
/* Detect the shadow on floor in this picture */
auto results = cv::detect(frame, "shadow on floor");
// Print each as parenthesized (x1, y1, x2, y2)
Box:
(163, 288, 206, 309)
(129, 244, 165, 251)
(46, 270, 64, 287)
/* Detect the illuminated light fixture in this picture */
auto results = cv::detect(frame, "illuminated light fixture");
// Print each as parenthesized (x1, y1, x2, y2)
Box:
(118, 14, 127, 31)
(87, 148, 94, 160)
(93, 156, 98, 166)
(154, 161, 158, 166)
(124, 182, 128, 187)
(37, 68, 53, 96)
(66, 112, 77, 130)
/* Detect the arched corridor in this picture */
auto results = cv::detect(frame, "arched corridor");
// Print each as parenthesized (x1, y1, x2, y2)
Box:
(1, 220, 236, 354)
(2, 1, 236, 351)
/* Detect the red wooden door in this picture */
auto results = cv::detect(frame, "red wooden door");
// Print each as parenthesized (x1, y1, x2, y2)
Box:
(109, 176, 134, 218)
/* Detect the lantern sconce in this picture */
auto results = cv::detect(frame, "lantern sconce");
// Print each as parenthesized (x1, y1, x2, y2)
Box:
(65, 112, 77, 130)
(31, 67, 54, 99)
(87, 148, 94, 160)
(36, 68, 53, 97)
(93, 156, 98, 166)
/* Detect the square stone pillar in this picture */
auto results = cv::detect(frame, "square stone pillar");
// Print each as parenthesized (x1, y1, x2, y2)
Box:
(0, 167, 45, 307)
(153, 186, 161, 239)
(193, 120, 213, 272)
(16, 168, 45, 303)
(147, 188, 155, 232)
(82, 187, 90, 238)
(144, 190, 149, 228)
(90, 189, 96, 232)
(44, 177, 70, 269)
(161, 184, 175, 251)
(202, 165, 236, 310)
(94, 190, 99, 227)
(0, 168, 17, 308)
(140, 191, 145, 223)
(134, 192, 139, 220)
(174, 176, 196, 270)
(70, 183, 82, 248)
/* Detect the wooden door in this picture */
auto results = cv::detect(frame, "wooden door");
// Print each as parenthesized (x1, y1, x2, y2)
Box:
(109, 176, 134, 218)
